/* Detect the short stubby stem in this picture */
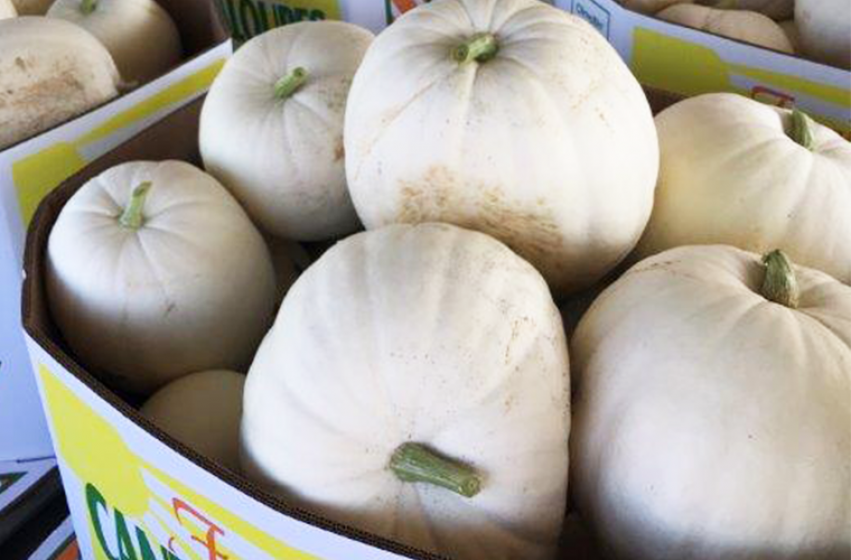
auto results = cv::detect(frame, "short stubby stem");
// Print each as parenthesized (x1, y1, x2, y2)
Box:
(274, 67, 308, 100)
(787, 108, 816, 151)
(390, 442, 482, 498)
(80, 0, 97, 14)
(761, 250, 800, 309)
(119, 182, 152, 230)
(453, 33, 499, 64)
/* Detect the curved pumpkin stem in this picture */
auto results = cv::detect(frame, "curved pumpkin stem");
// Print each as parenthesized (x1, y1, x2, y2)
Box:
(788, 108, 816, 151)
(761, 250, 800, 309)
(390, 442, 482, 498)
(119, 182, 152, 230)
(453, 33, 499, 64)
(274, 67, 308, 100)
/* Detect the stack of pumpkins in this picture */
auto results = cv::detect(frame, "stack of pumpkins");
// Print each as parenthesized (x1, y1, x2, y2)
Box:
(619, 0, 851, 69)
(44, 1, 850, 559)
(0, 0, 183, 149)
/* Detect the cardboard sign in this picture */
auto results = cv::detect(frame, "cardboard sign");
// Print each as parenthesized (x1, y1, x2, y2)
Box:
(0, 1, 232, 462)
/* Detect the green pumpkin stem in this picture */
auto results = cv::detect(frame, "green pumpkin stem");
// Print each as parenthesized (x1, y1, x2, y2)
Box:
(390, 442, 482, 498)
(788, 108, 816, 151)
(119, 182, 152, 230)
(761, 250, 800, 309)
(274, 67, 308, 100)
(80, 0, 97, 14)
(453, 33, 499, 64)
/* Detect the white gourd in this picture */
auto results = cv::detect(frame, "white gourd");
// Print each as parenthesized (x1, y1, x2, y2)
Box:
(241, 223, 571, 560)
(657, 4, 794, 53)
(47, 0, 182, 84)
(571, 245, 850, 559)
(796, 0, 851, 70)
(47, 160, 276, 395)
(200, 22, 374, 241)
(345, 0, 659, 297)
(141, 370, 245, 472)
(0, 17, 121, 150)
(637, 93, 851, 284)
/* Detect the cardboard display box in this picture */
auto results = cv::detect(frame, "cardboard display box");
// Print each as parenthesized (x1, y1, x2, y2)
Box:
(0, 0, 233, 463)
(213, 0, 849, 136)
(21, 97, 614, 560)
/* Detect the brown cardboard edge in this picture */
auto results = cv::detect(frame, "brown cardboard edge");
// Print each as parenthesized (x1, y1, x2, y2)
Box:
(1, 0, 229, 153)
(20, 99, 448, 560)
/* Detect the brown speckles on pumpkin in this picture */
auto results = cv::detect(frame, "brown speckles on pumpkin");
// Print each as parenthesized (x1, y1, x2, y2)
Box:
(395, 165, 565, 290)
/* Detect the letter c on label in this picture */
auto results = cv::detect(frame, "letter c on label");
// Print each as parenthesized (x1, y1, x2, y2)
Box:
(86, 483, 119, 560)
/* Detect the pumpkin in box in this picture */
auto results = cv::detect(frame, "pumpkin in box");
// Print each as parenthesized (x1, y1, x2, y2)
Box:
(47, 0, 182, 84)
(200, 21, 374, 241)
(571, 245, 851, 559)
(636, 93, 851, 285)
(241, 223, 571, 560)
(46, 160, 276, 395)
(0, 17, 121, 149)
(345, 0, 659, 297)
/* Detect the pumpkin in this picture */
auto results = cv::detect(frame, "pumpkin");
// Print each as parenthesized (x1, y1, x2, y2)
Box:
(570, 245, 851, 559)
(656, 4, 793, 52)
(141, 370, 245, 472)
(47, 0, 181, 84)
(344, 0, 659, 297)
(636, 93, 851, 284)
(241, 223, 571, 560)
(11, 0, 53, 14)
(47, 160, 276, 395)
(200, 22, 374, 241)
(700, 0, 793, 20)
(618, 0, 693, 14)
(0, 0, 16, 18)
(0, 17, 120, 150)
(796, 0, 851, 70)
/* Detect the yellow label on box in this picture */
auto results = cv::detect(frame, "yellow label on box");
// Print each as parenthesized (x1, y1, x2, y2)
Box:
(12, 60, 226, 227)
(39, 364, 322, 560)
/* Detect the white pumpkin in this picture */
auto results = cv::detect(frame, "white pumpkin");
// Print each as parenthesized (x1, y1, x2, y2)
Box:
(47, 160, 276, 395)
(11, 0, 53, 14)
(796, 0, 851, 70)
(0, 17, 120, 150)
(571, 245, 851, 559)
(636, 93, 851, 284)
(345, 0, 659, 297)
(0, 0, 16, 18)
(618, 0, 693, 14)
(700, 0, 793, 20)
(141, 370, 245, 472)
(657, 4, 794, 53)
(241, 223, 571, 560)
(47, 0, 181, 84)
(200, 22, 374, 241)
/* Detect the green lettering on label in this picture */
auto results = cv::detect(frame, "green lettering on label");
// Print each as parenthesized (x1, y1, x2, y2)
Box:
(87, 483, 119, 560)
(116, 510, 138, 560)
